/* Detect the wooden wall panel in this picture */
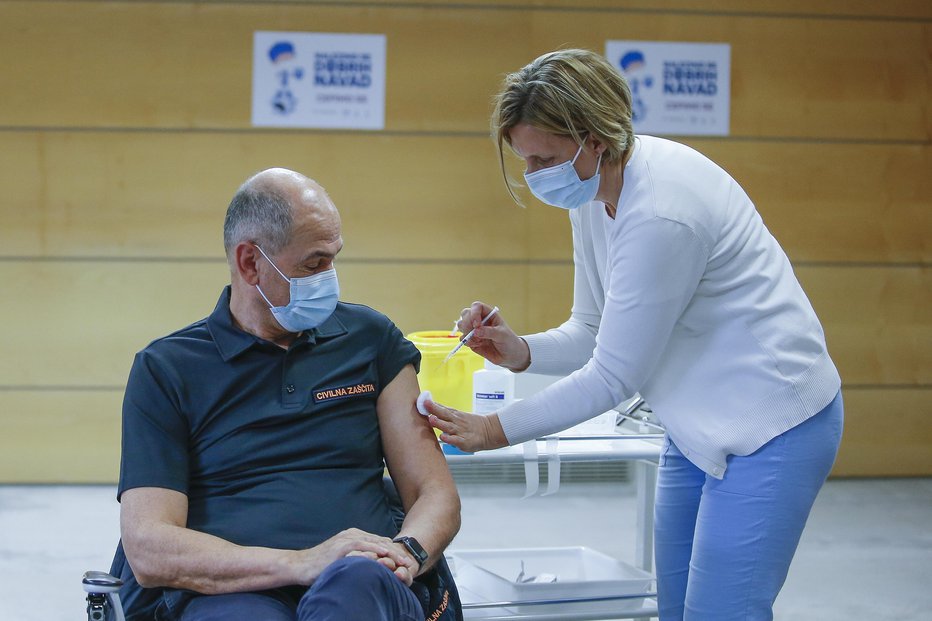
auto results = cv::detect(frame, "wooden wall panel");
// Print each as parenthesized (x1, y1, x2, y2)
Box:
(0, 2, 530, 132)
(526, 263, 576, 332)
(0, 391, 123, 483)
(2, 262, 924, 388)
(528, 14, 930, 141)
(1, 2, 928, 140)
(0, 262, 232, 386)
(0, 131, 570, 261)
(0, 0, 927, 481)
(2, 131, 928, 264)
(0, 261, 537, 386)
(687, 141, 932, 264)
(348, 262, 537, 337)
(797, 266, 932, 386)
(353, 1, 932, 20)
(2, 388, 926, 484)
(2, 385, 926, 485)
(832, 388, 932, 477)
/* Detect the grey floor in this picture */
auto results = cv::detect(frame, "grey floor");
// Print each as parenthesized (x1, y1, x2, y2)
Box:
(1, 478, 930, 620)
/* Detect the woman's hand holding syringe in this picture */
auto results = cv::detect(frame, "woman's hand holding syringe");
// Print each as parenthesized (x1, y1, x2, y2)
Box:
(456, 301, 531, 372)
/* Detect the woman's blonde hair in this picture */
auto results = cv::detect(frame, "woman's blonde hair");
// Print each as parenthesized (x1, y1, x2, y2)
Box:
(491, 49, 635, 203)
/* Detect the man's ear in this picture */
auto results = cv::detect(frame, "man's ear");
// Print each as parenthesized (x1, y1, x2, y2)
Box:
(235, 243, 261, 286)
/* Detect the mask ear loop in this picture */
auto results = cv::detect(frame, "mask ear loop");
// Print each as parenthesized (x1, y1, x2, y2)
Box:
(253, 244, 291, 283)
(253, 244, 290, 309)
(255, 284, 275, 309)
(570, 143, 585, 165)
(571, 143, 603, 181)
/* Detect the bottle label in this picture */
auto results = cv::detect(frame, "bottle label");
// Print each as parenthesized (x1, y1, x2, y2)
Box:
(474, 390, 507, 414)
(475, 392, 505, 400)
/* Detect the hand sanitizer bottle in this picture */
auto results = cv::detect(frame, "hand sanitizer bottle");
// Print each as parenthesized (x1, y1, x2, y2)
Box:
(472, 359, 516, 414)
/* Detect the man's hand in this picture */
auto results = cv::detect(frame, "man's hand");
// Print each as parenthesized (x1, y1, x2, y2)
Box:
(351, 537, 421, 587)
(291, 528, 417, 586)
(348, 540, 420, 586)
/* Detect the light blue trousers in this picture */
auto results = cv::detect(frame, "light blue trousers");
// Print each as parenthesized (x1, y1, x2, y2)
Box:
(654, 392, 843, 621)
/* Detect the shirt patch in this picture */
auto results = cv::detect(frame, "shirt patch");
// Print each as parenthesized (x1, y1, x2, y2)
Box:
(313, 382, 377, 403)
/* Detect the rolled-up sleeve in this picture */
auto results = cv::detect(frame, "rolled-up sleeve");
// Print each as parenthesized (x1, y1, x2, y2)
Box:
(118, 350, 190, 500)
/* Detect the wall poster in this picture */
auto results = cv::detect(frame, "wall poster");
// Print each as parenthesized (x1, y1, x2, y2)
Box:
(252, 32, 386, 130)
(605, 40, 731, 136)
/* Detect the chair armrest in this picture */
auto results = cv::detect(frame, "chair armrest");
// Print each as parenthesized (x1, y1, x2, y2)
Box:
(83, 571, 126, 621)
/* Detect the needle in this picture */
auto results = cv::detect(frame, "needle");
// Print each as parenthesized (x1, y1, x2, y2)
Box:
(441, 306, 499, 366)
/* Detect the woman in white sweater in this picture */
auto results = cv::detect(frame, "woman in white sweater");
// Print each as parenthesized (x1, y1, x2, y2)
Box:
(426, 49, 843, 621)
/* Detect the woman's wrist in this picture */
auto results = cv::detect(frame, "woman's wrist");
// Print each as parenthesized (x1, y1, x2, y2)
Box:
(484, 414, 509, 449)
(503, 338, 531, 372)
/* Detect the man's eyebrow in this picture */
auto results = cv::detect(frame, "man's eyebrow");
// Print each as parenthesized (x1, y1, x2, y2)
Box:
(301, 250, 334, 261)
(300, 243, 343, 262)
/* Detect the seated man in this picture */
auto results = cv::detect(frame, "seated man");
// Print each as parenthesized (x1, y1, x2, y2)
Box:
(114, 168, 462, 621)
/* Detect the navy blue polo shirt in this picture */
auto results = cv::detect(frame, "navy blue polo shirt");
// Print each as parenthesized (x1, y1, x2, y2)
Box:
(118, 287, 420, 551)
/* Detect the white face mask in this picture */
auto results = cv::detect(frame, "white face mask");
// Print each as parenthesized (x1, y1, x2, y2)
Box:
(254, 245, 339, 333)
(523, 144, 602, 210)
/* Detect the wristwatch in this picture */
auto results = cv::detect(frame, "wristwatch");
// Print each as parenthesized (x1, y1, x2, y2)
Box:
(392, 536, 429, 570)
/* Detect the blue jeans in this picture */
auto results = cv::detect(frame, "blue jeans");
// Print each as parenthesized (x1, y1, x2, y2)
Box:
(171, 557, 424, 621)
(654, 392, 843, 621)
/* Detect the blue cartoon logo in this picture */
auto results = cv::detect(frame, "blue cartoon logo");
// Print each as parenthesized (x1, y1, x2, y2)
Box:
(619, 50, 653, 123)
(268, 41, 304, 115)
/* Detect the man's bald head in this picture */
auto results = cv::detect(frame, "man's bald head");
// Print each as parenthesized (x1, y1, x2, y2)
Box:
(223, 168, 338, 264)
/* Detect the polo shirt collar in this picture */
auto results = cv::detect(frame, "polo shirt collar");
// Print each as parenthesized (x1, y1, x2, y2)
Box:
(207, 286, 349, 362)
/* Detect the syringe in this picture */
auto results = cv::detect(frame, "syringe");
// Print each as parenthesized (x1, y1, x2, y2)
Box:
(441, 306, 500, 365)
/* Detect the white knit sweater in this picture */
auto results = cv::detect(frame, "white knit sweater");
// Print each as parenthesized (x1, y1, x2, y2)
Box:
(499, 136, 841, 478)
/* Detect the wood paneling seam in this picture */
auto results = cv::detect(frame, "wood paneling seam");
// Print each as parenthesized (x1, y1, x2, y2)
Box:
(21, 0, 930, 23)
(1, 257, 928, 268)
(1, 127, 928, 147)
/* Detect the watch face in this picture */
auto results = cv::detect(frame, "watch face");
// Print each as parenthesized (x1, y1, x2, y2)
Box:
(396, 536, 428, 565)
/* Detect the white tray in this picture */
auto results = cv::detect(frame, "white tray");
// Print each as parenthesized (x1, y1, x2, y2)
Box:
(448, 547, 654, 616)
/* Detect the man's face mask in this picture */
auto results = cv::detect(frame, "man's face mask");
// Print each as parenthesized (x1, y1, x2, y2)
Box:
(254, 245, 339, 333)
(523, 144, 602, 210)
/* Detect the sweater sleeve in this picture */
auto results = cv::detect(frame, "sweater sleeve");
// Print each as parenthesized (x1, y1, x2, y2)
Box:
(523, 209, 602, 375)
(498, 216, 708, 444)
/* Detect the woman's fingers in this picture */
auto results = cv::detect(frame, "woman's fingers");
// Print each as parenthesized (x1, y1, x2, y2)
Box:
(456, 306, 473, 332)
(425, 400, 457, 433)
(425, 401, 472, 449)
(425, 402, 482, 451)
(452, 302, 533, 369)
(470, 324, 531, 371)
(425, 397, 508, 451)
(469, 301, 497, 328)
(457, 301, 498, 334)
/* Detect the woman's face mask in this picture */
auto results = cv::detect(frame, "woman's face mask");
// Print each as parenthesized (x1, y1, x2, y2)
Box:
(254, 245, 339, 333)
(524, 144, 602, 210)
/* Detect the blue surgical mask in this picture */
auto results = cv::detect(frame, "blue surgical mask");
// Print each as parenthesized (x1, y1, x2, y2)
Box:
(524, 144, 602, 210)
(254, 245, 339, 333)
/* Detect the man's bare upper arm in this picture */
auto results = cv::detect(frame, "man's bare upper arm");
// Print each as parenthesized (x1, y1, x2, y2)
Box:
(376, 364, 455, 511)
(121, 487, 189, 538)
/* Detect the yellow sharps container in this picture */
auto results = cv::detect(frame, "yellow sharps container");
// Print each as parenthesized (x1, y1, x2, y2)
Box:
(407, 330, 484, 413)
